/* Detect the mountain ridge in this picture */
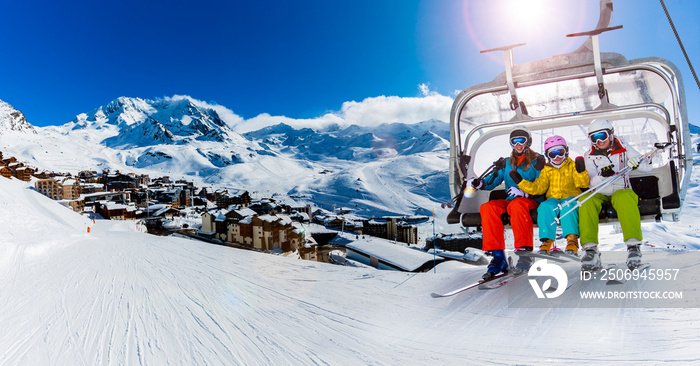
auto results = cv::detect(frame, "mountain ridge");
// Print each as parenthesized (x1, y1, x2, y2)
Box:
(0, 96, 452, 220)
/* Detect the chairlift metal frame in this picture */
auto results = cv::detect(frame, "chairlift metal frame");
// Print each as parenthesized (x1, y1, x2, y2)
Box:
(447, 0, 692, 231)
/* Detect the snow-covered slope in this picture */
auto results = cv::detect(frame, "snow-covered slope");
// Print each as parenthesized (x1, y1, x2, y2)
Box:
(1, 163, 699, 364)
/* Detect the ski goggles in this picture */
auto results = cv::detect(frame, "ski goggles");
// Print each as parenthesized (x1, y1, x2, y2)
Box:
(589, 130, 611, 144)
(510, 136, 529, 147)
(547, 148, 567, 159)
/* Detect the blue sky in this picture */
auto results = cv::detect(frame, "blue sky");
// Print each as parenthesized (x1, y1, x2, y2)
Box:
(0, 0, 698, 128)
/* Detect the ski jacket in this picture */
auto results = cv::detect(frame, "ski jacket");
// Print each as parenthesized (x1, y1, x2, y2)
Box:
(516, 157, 589, 199)
(482, 155, 542, 201)
(584, 137, 650, 196)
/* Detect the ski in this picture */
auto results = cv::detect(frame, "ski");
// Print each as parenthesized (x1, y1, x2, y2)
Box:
(551, 251, 582, 262)
(605, 263, 651, 285)
(516, 251, 570, 263)
(430, 272, 511, 298)
(478, 271, 527, 290)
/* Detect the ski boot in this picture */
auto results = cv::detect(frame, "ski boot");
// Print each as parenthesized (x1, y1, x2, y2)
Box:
(626, 238, 642, 270)
(538, 239, 554, 254)
(482, 250, 508, 280)
(512, 246, 533, 275)
(565, 234, 579, 255)
(581, 243, 601, 272)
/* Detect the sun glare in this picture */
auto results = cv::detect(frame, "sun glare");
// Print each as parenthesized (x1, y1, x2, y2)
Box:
(463, 0, 590, 62)
(506, 0, 548, 31)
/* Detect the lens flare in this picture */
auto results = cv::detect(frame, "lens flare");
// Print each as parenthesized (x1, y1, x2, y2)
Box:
(463, 186, 476, 198)
(461, 0, 590, 61)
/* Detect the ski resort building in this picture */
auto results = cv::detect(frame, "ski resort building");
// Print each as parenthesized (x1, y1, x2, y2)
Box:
(35, 177, 84, 212)
(345, 239, 443, 272)
(214, 189, 251, 209)
(200, 208, 305, 254)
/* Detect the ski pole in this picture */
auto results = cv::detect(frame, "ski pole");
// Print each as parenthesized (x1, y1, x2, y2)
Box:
(553, 168, 630, 226)
(555, 142, 672, 212)
(555, 164, 631, 211)
(553, 142, 671, 225)
(461, 158, 505, 199)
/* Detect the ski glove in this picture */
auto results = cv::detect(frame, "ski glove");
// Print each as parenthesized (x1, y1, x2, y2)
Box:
(509, 170, 523, 184)
(507, 186, 528, 198)
(534, 155, 546, 171)
(575, 156, 586, 173)
(467, 178, 483, 190)
(493, 157, 507, 171)
(627, 156, 641, 170)
(600, 165, 615, 177)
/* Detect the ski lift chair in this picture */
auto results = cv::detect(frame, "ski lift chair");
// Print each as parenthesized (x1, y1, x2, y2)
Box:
(448, 109, 685, 230)
(447, 40, 692, 234)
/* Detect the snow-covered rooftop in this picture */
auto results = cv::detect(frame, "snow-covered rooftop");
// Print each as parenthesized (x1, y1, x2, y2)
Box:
(345, 238, 439, 272)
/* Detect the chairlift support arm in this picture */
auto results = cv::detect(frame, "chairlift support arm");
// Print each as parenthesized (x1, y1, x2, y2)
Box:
(567, 25, 623, 107)
(480, 43, 529, 120)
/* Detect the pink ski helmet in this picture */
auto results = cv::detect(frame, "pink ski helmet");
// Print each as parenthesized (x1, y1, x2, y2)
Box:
(544, 135, 567, 151)
(544, 135, 569, 161)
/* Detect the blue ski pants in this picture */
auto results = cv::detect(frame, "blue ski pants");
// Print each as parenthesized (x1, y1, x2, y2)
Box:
(537, 197, 579, 241)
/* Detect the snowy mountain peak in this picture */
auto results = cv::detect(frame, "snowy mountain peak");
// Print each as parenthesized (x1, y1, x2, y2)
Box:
(0, 100, 37, 134)
(70, 96, 235, 148)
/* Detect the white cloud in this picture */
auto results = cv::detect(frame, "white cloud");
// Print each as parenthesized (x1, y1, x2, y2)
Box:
(236, 113, 344, 134)
(231, 92, 454, 134)
(418, 83, 431, 96)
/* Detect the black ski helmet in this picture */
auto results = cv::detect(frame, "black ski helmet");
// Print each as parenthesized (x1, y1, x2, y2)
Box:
(509, 125, 532, 149)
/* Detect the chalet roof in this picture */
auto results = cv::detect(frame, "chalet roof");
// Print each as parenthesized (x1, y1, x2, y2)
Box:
(234, 207, 257, 218)
(215, 210, 228, 222)
(147, 203, 170, 212)
(346, 240, 438, 272)
(83, 191, 122, 198)
(290, 211, 310, 220)
(274, 196, 311, 208)
(257, 214, 279, 223)
(154, 206, 179, 217)
(37, 177, 62, 183)
(277, 215, 292, 226)
(312, 208, 333, 216)
(105, 202, 128, 210)
(80, 183, 104, 188)
(291, 222, 305, 235)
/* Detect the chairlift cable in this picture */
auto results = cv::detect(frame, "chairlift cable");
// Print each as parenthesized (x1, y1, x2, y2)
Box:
(659, 0, 700, 91)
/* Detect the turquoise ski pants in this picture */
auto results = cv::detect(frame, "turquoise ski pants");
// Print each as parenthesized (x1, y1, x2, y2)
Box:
(537, 197, 579, 241)
(579, 189, 642, 245)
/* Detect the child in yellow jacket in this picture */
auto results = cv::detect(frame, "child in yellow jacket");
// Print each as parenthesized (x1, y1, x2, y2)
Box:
(509, 135, 589, 254)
